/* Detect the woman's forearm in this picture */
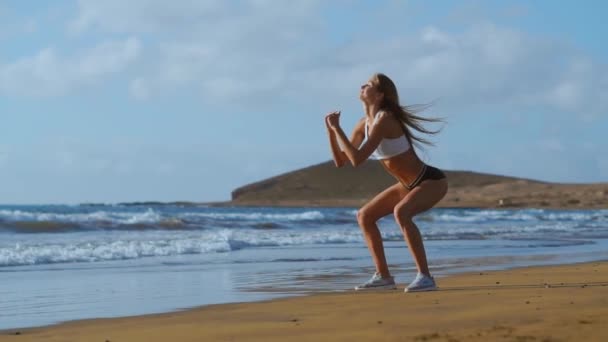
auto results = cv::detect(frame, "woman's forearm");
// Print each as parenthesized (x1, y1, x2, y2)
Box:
(327, 126, 346, 167)
(332, 125, 360, 166)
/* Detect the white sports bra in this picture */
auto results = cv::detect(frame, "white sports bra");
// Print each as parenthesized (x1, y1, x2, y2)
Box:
(365, 111, 411, 160)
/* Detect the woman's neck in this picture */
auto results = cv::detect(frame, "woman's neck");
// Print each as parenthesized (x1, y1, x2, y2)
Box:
(364, 103, 380, 120)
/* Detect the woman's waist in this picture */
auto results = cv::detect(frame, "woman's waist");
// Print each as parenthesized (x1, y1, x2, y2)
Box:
(379, 156, 426, 184)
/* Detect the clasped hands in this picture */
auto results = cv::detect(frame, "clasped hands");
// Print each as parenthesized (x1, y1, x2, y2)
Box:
(324, 111, 341, 130)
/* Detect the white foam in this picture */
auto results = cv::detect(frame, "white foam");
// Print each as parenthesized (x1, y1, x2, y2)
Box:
(181, 210, 325, 222)
(0, 209, 327, 227)
(0, 208, 162, 225)
(426, 209, 606, 223)
(0, 228, 365, 267)
(2, 207, 606, 267)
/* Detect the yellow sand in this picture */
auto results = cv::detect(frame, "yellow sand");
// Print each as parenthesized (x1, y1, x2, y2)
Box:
(2, 261, 607, 341)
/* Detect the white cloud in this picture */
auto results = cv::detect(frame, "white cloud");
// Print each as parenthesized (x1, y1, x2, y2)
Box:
(70, 0, 327, 104)
(8, 1, 608, 117)
(543, 58, 608, 117)
(108, 10, 606, 117)
(264, 22, 608, 117)
(69, 0, 230, 34)
(0, 37, 141, 97)
(70, 0, 326, 35)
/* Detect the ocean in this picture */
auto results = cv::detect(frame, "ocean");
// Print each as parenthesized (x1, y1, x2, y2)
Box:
(1, 204, 608, 330)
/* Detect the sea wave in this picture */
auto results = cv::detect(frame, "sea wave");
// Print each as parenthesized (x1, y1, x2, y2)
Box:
(0, 228, 366, 267)
(0, 208, 342, 233)
(0, 219, 191, 233)
(426, 209, 608, 223)
(3, 219, 602, 267)
(180, 210, 326, 221)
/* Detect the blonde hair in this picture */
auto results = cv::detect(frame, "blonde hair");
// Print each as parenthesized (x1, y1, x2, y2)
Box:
(371, 73, 444, 148)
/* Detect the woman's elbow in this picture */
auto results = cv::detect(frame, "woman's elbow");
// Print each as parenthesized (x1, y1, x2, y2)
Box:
(349, 157, 365, 167)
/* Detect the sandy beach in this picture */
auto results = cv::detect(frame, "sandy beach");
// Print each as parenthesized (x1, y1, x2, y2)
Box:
(2, 261, 607, 342)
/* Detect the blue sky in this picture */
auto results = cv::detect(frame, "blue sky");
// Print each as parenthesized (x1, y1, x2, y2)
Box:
(1, 0, 607, 204)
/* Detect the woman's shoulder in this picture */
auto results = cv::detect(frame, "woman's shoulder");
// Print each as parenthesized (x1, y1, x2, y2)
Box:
(375, 110, 397, 124)
(373, 110, 403, 136)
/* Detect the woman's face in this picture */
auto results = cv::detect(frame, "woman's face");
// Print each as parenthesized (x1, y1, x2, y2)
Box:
(359, 80, 383, 105)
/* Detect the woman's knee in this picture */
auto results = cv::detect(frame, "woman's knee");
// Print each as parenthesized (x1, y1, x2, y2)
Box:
(393, 204, 414, 226)
(357, 207, 379, 229)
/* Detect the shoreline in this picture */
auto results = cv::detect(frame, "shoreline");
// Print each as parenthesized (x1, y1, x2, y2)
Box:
(200, 200, 608, 211)
(21, 197, 603, 210)
(3, 260, 607, 341)
(105, 199, 608, 210)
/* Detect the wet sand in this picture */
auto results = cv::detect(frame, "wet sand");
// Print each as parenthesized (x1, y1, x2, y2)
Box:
(2, 261, 607, 341)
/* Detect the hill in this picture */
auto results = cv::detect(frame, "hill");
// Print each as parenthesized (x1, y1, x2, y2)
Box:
(221, 160, 607, 209)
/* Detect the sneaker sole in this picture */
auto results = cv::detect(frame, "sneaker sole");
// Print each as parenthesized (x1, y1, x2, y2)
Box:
(404, 286, 437, 293)
(354, 284, 397, 291)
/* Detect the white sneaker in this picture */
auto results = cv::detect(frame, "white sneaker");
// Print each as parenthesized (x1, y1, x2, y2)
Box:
(355, 273, 396, 291)
(404, 273, 437, 292)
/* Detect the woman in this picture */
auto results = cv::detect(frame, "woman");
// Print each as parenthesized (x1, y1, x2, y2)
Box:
(324, 73, 448, 292)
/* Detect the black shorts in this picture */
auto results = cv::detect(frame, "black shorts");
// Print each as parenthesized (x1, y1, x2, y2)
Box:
(405, 165, 446, 190)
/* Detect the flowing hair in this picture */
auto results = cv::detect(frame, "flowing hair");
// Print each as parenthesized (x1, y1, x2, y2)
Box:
(371, 73, 444, 149)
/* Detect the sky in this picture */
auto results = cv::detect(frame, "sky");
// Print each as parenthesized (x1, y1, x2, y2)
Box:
(1, 0, 607, 204)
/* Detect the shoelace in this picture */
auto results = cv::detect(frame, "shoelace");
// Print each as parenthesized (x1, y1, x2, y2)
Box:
(369, 273, 382, 282)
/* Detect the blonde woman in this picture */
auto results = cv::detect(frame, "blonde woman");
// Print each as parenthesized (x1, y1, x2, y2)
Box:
(325, 73, 448, 292)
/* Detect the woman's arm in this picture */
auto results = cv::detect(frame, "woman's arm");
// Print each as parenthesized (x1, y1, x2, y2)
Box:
(327, 112, 388, 167)
(326, 118, 347, 167)
(325, 113, 365, 168)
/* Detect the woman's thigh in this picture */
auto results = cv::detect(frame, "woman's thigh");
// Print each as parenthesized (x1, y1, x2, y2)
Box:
(394, 178, 448, 218)
(359, 182, 409, 223)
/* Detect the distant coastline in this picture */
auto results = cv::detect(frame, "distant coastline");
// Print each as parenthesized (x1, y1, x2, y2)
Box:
(224, 160, 608, 210)
(99, 160, 608, 210)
